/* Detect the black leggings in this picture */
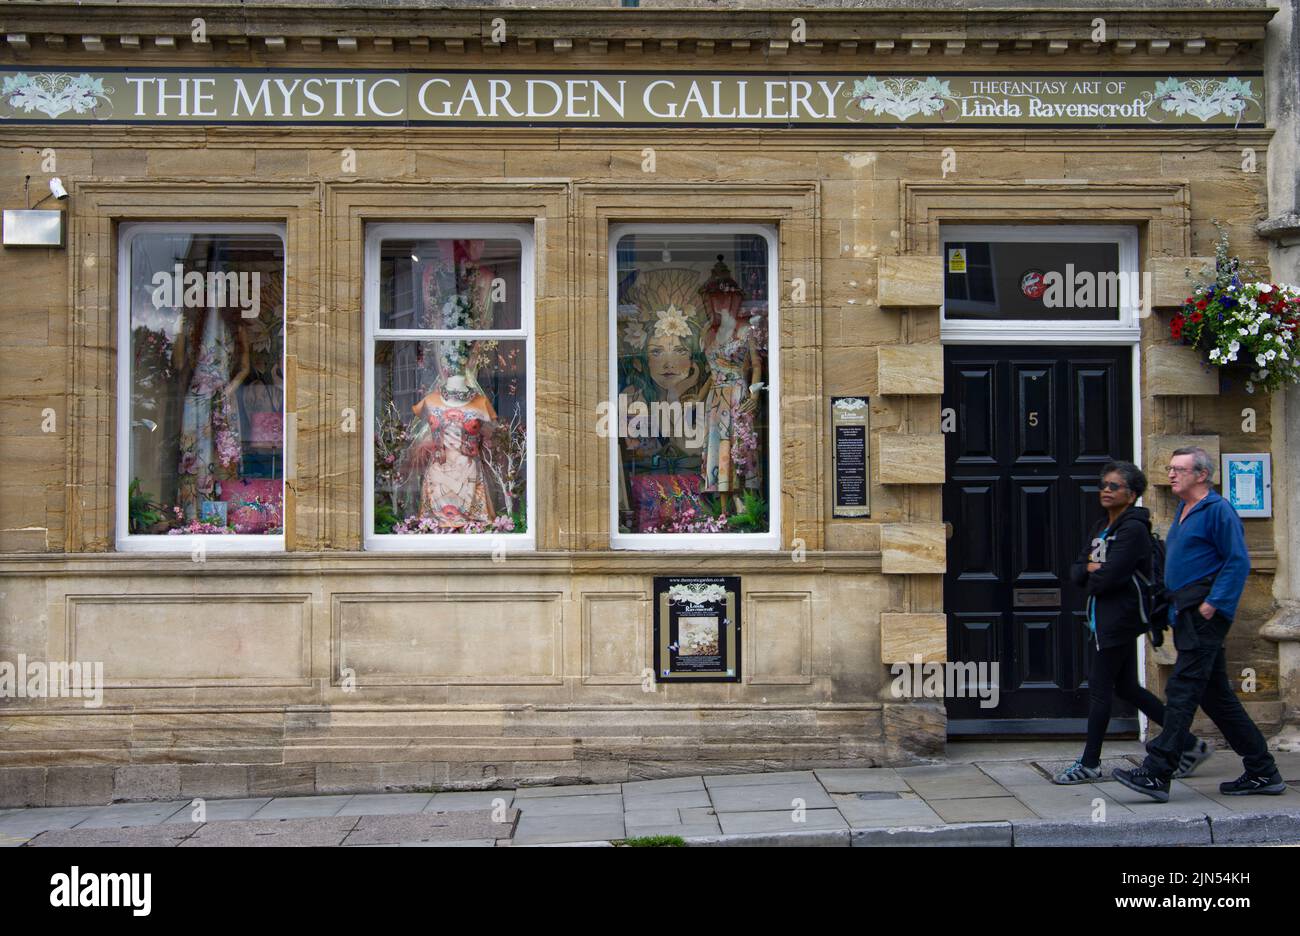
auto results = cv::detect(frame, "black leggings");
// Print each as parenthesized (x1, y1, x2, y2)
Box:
(1082, 640, 1167, 767)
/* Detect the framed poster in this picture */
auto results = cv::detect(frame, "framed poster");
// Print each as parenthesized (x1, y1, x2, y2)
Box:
(1222, 453, 1272, 518)
(653, 576, 741, 683)
(831, 396, 870, 518)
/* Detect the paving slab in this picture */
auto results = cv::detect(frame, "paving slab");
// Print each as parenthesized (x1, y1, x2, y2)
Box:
(717, 808, 847, 835)
(1104, 780, 1233, 817)
(26, 824, 196, 847)
(164, 798, 273, 824)
(251, 795, 356, 819)
(1195, 787, 1300, 812)
(428, 791, 515, 812)
(709, 781, 833, 813)
(833, 793, 944, 828)
(1009, 782, 1135, 819)
(77, 801, 189, 828)
(337, 793, 433, 816)
(513, 783, 622, 799)
(0, 806, 102, 836)
(512, 794, 623, 817)
(182, 816, 359, 847)
(622, 789, 714, 811)
(897, 765, 1010, 800)
(930, 796, 1037, 823)
(814, 768, 910, 793)
(852, 822, 1013, 847)
(703, 770, 819, 789)
(622, 776, 706, 796)
(972, 761, 1051, 787)
(624, 806, 721, 838)
(1273, 752, 1300, 781)
(513, 813, 625, 845)
(342, 809, 515, 845)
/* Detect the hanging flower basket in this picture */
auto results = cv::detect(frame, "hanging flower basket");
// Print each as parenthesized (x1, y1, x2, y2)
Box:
(1169, 228, 1300, 394)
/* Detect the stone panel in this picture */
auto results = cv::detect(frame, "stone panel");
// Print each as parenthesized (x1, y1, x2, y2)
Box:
(877, 345, 944, 396)
(68, 594, 311, 685)
(1149, 256, 1214, 308)
(334, 592, 564, 685)
(879, 613, 947, 664)
(581, 591, 646, 685)
(877, 256, 943, 308)
(1145, 342, 1220, 396)
(880, 523, 946, 574)
(876, 433, 945, 484)
(747, 592, 813, 685)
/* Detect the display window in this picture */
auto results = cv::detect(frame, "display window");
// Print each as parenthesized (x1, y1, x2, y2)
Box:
(365, 223, 534, 550)
(609, 225, 779, 550)
(116, 223, 286, 550)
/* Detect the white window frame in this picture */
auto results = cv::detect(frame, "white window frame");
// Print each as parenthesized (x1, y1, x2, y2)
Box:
(115, 221, 287, 553)
(608, 223, 781, 552)
(363, 221, 536, 552)
(940, 224, 1142, 346)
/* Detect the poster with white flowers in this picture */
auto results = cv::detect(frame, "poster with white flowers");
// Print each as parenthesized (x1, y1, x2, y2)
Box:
(654, 576, 741, 682)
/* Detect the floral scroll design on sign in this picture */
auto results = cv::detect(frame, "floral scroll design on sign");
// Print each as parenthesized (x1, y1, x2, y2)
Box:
(1146, 77, 1260, 126)
(833, 397, 867, 415)
(2, 73, 114, 119)
(667, 582, 728, 606)
(845, 76, 959, 122)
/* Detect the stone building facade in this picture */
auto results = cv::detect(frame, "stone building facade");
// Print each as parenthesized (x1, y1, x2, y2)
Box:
(0, 1, 1291, 805)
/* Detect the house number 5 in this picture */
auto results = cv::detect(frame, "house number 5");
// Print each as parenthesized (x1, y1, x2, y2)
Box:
(1028, 411, 1039, 426)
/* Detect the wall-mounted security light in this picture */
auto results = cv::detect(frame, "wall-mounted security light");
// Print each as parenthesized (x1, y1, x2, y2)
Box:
(3, 176, 68, 248)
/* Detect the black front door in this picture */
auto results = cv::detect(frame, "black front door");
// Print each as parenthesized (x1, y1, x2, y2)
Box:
(943, 345, 1134, 732)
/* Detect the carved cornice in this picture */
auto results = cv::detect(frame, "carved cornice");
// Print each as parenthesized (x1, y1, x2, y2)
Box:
(0, 4, 1275, 64)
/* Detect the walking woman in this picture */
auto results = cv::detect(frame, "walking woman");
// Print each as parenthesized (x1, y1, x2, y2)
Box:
(1053, 461, 1212, 784)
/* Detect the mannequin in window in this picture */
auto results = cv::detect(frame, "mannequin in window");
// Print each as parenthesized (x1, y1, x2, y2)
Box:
(400, 342, 497, 530)
(699, 257, 763, 514)
(171, 303, 250, 522)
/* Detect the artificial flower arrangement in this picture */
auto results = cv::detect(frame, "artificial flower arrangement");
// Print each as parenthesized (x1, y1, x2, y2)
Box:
(1171, 227, 1300, 394)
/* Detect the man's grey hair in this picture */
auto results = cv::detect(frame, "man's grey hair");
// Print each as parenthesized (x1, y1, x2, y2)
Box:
(1171, 445, 1216, 481)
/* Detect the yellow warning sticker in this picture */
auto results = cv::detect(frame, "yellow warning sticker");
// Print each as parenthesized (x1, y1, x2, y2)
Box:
(948, 248, 966, 273)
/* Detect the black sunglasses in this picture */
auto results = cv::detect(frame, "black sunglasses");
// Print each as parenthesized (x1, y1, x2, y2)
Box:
(1099, 481, 1128, 492)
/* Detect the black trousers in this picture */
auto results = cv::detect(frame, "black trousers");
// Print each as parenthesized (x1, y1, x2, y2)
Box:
(1082, 640, 1168, 768)
(1141, 610, 1277, 780)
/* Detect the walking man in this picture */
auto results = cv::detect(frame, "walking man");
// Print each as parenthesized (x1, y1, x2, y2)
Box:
(1113, 446, 1284, 802)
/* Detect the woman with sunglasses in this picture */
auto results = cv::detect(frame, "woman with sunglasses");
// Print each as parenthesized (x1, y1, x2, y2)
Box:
(1054, 461, 1210, 784)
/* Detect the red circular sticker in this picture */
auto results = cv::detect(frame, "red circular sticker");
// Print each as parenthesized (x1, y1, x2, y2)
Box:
(1021, 269, 1047, 300)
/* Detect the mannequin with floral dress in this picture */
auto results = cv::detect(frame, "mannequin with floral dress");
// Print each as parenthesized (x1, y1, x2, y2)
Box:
(171, 304, 250, 522)
(699, 257, 763, 514)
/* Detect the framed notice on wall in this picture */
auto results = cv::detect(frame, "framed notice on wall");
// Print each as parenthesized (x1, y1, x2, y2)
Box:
(831, 396, 870, 518)
(653, 576, 741, 683)
(1222, 453, 1272, 518)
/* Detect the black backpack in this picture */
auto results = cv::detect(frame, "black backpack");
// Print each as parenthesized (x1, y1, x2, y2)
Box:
(1133, 531, 1170, 646)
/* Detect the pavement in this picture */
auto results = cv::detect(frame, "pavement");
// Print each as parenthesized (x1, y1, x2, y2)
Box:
(3, 742, 1299, 847)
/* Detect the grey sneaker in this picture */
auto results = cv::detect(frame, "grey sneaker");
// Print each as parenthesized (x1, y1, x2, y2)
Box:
(1053, 759, 1103, 785)
(1173, 739, 1213, 779)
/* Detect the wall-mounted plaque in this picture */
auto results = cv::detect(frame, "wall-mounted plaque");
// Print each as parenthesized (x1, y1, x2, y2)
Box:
(1223, 453, 1272, 518)
(832, 396, 870, 518)
(653, 576, 741, 683)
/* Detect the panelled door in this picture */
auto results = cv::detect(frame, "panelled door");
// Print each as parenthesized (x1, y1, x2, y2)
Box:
(943, 345, 1134, 731)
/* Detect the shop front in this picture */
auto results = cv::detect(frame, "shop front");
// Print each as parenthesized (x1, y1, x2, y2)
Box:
(0, 2, 1289, 804)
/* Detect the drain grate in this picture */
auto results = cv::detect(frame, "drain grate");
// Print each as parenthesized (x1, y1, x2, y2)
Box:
(853, 791, 902, 801)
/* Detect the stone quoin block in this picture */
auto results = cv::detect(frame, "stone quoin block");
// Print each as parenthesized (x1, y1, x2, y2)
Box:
(1145, 342, 1220, 396)
(879, 613, 947, 664)
(877, 345, 944, 396)
(877, 256, 944, 308)
(876, 433, 946, 484)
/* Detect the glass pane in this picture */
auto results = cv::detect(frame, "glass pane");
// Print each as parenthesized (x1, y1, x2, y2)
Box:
(614, 232, 771, 534)
(378, 237, 522, 331)
(373, 338, 527, 534)
(944, 240, 1122, 321)
(126, 231, 285, 536)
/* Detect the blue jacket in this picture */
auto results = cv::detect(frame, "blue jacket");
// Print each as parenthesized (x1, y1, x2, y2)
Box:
(1165, 489, 1250, 622)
